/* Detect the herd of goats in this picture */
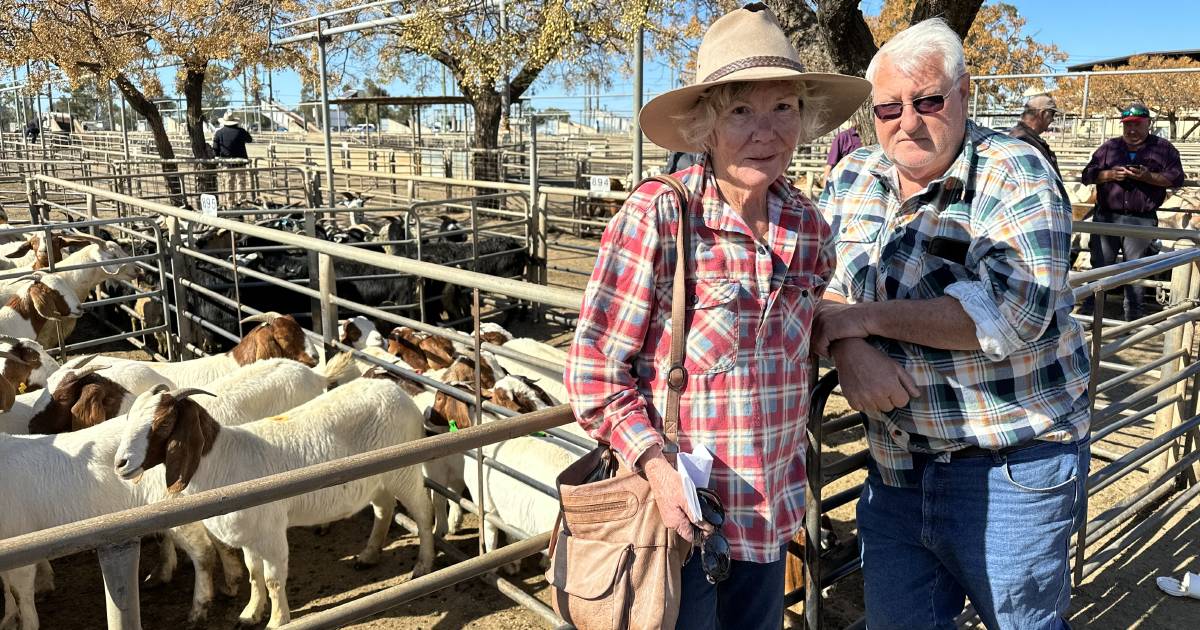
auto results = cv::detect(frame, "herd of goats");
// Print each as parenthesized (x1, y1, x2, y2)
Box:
(0, 200, 581, 629)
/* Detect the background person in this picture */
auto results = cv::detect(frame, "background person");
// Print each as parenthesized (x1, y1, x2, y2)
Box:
(822, 124, 862, 184)
(1080, 101, 1184, 320)
(212, 115, 254, 203)
(1009, 93, 1061, 177)
(565, 4, 869, 628)
(815, 18, 1090, 630)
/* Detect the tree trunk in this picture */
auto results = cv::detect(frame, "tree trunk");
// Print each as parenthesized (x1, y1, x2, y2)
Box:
(909, 0, 985, 38)
(182, 65, 218, 194)
(1167, 111, 1178, 140)
(470, 91, 503, 206)
(113, 74, 185, 207)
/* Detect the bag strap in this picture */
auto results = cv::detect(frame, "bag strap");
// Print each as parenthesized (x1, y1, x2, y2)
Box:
(634, 175, 692, 452)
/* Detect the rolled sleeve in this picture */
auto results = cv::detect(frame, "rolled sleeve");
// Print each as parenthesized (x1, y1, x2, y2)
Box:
(968, 178, 1073, 357)
(564, 197, 666, 469)
(945, 280, 1025, 360)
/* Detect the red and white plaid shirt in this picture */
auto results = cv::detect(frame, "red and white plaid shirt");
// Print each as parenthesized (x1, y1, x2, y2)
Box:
(565, 161, 834, 562)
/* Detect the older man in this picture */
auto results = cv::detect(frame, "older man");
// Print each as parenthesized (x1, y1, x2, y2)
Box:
(815, 19, 1090, 630)
(1081, 101, 1183, 320)
(1009, 93, 1061, 176)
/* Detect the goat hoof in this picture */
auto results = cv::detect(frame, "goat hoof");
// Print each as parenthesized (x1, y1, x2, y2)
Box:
(187, 606, 209, 626)
(411, 562, 433, 579)
(352, 558, 378, 571)
(501, 561, 521, 576)
(220, 578, 239, 598)
(236, 614, 262, 627)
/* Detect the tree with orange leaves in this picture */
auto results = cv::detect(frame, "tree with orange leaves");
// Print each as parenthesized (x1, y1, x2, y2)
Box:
(1056, 55, 1200, 140)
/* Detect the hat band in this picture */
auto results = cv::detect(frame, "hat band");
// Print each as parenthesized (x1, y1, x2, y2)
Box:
(702, 56, 806, 83)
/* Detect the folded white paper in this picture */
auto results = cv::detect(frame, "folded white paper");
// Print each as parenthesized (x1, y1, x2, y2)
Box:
(676, 443, 714, 523)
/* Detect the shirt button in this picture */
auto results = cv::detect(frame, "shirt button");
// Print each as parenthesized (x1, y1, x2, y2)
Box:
(892, 429, 904, 437)
(757, 244, 768, 255)
(800, 289, 809, 298)
(894, 225, 903, 233)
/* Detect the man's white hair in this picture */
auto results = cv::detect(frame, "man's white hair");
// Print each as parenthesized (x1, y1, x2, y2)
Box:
(865, 18, 967, 86)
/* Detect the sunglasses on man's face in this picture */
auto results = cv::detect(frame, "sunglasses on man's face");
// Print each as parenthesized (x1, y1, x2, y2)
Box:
(872, 92, 952, 121)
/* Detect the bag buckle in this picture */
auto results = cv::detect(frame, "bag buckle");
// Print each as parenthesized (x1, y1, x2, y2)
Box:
(667, 365, 688, 392)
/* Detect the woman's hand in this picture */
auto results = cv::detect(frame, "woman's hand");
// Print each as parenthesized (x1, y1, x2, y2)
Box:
(639, 446, 708, 544)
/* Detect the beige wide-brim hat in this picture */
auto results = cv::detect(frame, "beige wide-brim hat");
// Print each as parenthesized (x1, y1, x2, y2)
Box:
(640, 3, 871, 153)
(220, 117, 241, 126)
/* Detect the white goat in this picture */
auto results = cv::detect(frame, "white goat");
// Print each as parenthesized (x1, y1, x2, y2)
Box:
(113, 375, 435, 628)
(462, 375, 587, 571)
(0, 274, 83, 340)
(338, 315, 384, 350)
(0, 358, 329, 630)
(0, 337, 59, 393)
(70, 312, 320, 388)
(494, 337, 568, 406)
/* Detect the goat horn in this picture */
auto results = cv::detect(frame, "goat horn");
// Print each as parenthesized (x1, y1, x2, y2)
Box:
(171, 388, 216, 400)
(0, 350, 27, 365)
(240, 311, 282, 325)
(66, 231, 109, 245)
(72, 354, 98, 369)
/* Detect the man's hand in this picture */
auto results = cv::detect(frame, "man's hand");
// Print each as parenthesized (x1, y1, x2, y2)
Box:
(813, 301, 873, 358)
(1106, 167, 1130, 182)
(830, 338, 921, 414)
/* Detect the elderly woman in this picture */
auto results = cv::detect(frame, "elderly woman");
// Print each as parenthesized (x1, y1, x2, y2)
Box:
(564, 4, 869, 628)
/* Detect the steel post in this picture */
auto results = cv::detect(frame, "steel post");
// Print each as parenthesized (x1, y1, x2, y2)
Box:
(97, 539, 142, 630)
(316, 20, 337, 207)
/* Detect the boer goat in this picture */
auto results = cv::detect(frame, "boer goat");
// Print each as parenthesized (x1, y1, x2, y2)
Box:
(114, 375, 435, 628)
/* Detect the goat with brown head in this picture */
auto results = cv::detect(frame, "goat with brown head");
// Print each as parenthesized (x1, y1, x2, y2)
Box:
(0, 336, 41, 394)
(231, 312, 319, 367)
(2, 273, 83, 338)
(115, 386, 219, 493)
(427, 381, 482, 432)
(442, 355, 497, 390)
(386, 326, 429, 371)
(28, 364, 131, 434)
(489, 374, 557, 414)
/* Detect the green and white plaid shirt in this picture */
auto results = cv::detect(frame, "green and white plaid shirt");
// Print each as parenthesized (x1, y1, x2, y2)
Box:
(818, 121, 1090, 488)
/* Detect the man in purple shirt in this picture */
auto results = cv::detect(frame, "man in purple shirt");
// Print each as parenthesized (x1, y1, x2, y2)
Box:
(823, 125, 862, 183)
(1081, 101, 1184, 320)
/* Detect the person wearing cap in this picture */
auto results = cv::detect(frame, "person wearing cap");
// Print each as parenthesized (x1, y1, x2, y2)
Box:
(564, 4, 868, 627)
(1081, 101, 1183, 320)
(813, 19, 1090, 630)
(1009, 93, 1061, 176)
(212, 116, 254, 201)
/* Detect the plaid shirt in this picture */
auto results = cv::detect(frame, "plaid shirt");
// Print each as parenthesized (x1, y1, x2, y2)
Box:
(819, 121, 1091, 488)
(566, 160, 835, 562)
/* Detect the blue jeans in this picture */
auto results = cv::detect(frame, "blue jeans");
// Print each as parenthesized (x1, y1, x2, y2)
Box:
(858, 439, 1089, 630)
(1088, 210, 1158, 317)
(675, 543, 787, 629)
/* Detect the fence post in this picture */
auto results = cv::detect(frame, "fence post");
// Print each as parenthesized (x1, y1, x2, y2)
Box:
(318, 253, 338, 364)
(26, 177, 41, 224)
(1152, 261, 1195, 477)
(167, 217, 195, 357)
(85, 193, 97, 235)
(389, 150, 398, 200)
(97, 539, 142, 630)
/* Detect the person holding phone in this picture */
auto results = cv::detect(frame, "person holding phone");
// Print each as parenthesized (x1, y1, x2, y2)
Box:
(1081, 101, 1184, 320)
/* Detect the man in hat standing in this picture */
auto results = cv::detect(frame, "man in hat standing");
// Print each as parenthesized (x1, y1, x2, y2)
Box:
(1081, 101, 1183, 320)
(1009, 93, 1061, 177)
(213, 116, 254, 202)
(813, 19, 1090, 629)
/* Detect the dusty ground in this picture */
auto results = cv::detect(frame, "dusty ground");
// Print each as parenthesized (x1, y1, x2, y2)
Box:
(10, 209, 1200, 629)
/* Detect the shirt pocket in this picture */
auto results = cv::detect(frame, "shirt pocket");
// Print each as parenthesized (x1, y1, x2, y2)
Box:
(671, 278, 739, 375)
(779, 274, 821, 362)
(833, 215, 884, 300)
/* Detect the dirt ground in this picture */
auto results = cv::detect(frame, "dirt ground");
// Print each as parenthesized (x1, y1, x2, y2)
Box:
(11, 214, 1200, 629)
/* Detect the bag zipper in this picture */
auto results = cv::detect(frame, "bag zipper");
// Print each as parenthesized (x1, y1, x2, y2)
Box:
(563, 500, 627, 513)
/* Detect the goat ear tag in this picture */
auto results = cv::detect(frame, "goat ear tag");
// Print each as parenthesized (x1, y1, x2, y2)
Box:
(448, 419, 459, 433)
(17, 382, 26, 394)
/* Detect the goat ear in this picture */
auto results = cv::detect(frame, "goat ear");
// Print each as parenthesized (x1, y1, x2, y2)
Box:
(4, 242, 32, 258)
(28, 282, 69, 319)
(0, 375, 15, 413)
(163, 400, 216, 494)
(70, 384, 113, 431)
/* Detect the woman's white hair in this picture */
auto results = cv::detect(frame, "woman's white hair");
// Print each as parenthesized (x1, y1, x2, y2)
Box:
(674, 80, 830, 153)
(865, 18, 966, 85)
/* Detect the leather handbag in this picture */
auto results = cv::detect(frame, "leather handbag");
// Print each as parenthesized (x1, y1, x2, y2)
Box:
(545, 175, 694, 629)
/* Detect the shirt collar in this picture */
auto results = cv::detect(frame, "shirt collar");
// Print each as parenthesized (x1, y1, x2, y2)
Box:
(868, 120, 977, 203)
(697, 156, 797, 233)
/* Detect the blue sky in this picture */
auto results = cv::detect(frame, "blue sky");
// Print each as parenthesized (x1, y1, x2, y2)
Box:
(212, 1, 1200, 120)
